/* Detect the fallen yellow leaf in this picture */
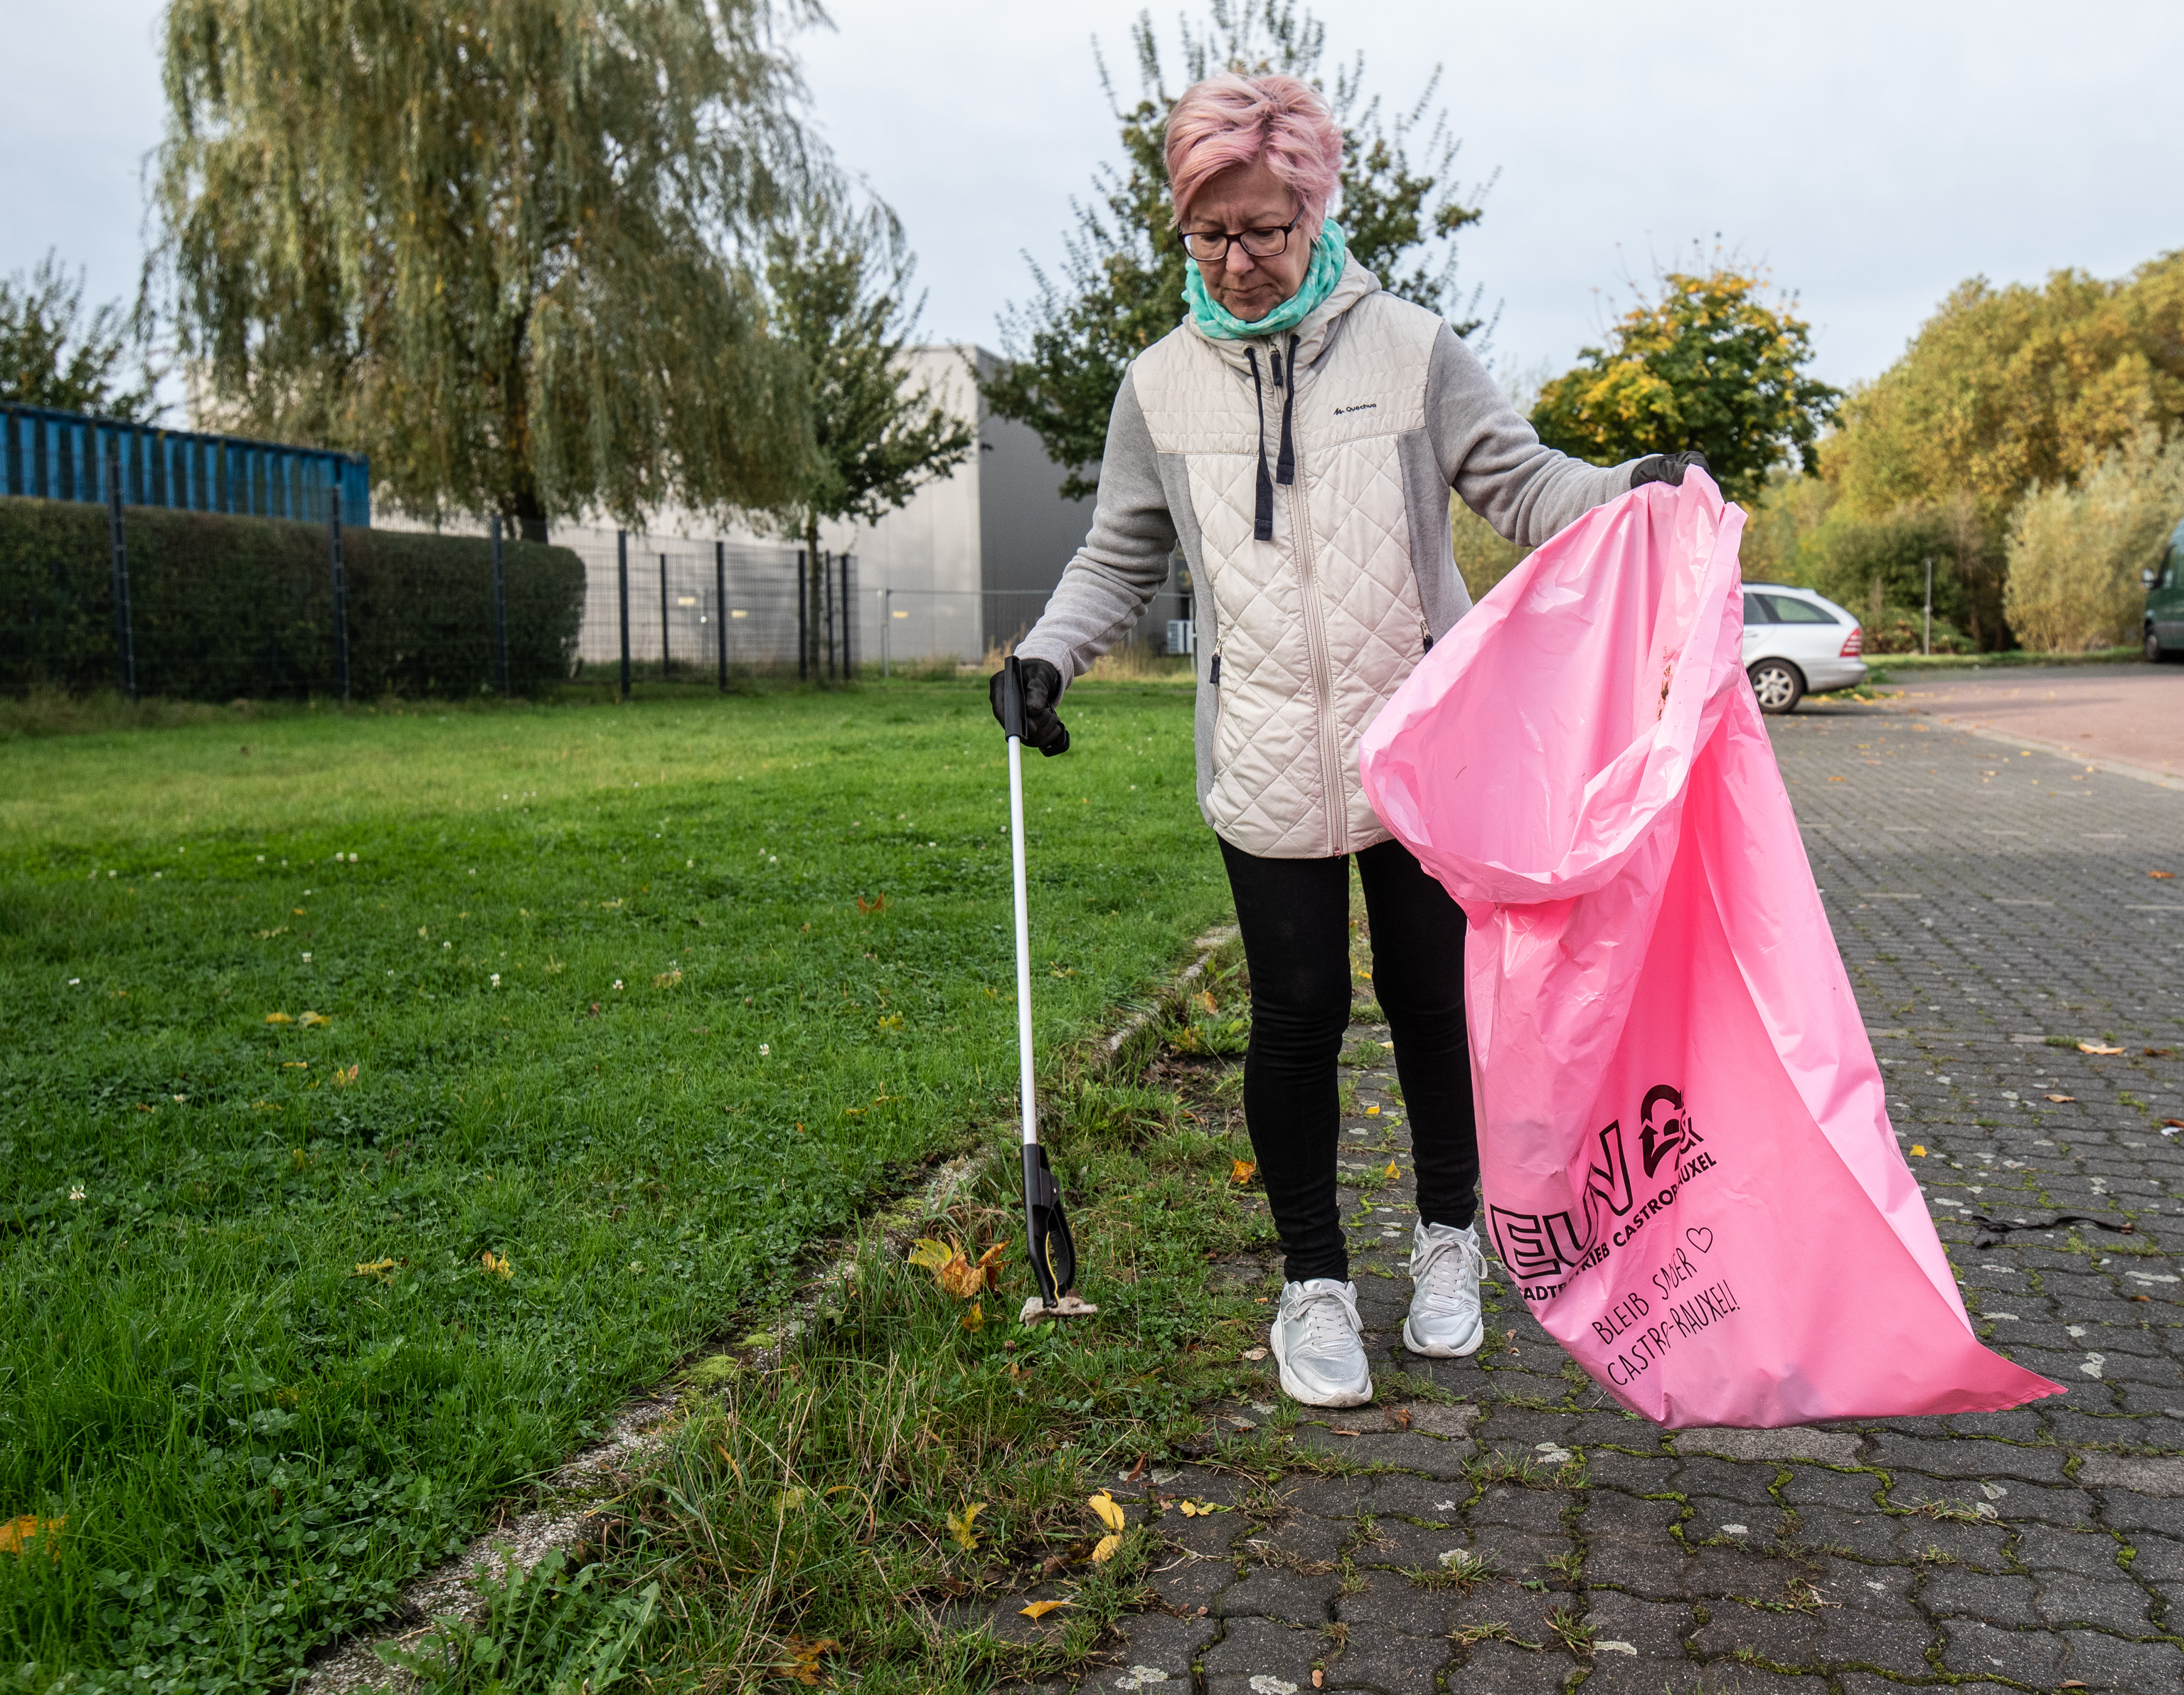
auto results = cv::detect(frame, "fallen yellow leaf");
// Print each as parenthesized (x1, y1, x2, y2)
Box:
(2047, 1094, 2076, 1104)
(333, 1063, 359, 1086)
(351, 1258, 395, 1280)
(654, 968, 683, 989)
(2078, 1042, 2124, 1056)
(1230, 1158, 1257, 1184)
(1909, 1145, 1926, 1157)
(264, 1012, 293, 1025)
(945, 1502, 984, 1551)
(1195, 989, 1217, 1014)
(1366, 1104, 1380, 1116)
(299, 1011, 329, 1029)
(0, 1514, 64, 1558)
(1385, 1162, 1400, 1179)
(961, 1302, 984, 1332)
(1087, 1491, 1126, 1534)
(1090, 1532, 1122, 1563)
(909, 1237, 1009, 1299)
(479, 1250, 512, 1281)
(772, 1637, 841, 1686)
(1019, 1599, 1068, 1619)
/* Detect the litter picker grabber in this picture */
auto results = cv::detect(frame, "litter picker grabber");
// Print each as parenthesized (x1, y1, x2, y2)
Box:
(998, 657, 1093, 1323)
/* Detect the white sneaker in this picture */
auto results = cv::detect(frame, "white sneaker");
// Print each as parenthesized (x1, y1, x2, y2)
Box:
(1402, 1220, 1486, 1358)
(1269, 1278, 1373, 1408)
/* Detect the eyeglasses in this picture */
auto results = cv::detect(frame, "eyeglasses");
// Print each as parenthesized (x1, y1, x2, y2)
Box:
(1180, 213, 1301, 264)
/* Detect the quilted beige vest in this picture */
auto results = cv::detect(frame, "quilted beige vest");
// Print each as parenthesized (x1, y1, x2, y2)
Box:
(1131, 261, 1439, 858)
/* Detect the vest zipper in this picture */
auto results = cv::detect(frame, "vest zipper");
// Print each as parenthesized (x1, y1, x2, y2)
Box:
(1279, 344, 1347, 856)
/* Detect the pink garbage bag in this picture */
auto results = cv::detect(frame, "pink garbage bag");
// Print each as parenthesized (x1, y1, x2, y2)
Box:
(1359, 475, 2060, 1428)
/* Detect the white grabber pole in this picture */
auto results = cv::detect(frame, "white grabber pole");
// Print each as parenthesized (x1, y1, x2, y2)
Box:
(1000, 656, 1076, 1313)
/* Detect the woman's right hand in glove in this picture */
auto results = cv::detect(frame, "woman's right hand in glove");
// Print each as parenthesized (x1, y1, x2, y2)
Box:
(989, 657, 1070, 756)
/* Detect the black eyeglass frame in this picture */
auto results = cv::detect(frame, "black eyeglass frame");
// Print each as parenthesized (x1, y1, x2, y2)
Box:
(1178, 211, 1304, 264)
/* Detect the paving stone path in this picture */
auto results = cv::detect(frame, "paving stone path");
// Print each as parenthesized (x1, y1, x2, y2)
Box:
(1079, 710, 2184, 1694)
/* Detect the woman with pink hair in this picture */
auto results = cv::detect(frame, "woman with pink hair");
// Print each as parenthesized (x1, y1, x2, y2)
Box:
(995, 73, 1705, 1408)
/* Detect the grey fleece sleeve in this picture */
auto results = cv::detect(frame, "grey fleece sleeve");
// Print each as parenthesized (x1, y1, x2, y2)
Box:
(1426, 325, 1639, 547)
(1013, 371, 1178, 689)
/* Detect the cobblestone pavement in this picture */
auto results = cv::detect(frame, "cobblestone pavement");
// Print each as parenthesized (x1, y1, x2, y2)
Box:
(1081, 714, 2184, 1694)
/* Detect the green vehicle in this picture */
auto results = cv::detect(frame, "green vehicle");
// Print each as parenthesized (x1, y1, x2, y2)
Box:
(2148, 516, 2184, 662)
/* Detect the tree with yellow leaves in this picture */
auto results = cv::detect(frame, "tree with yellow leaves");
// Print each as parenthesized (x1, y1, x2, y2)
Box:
(1823, 254, 2184, 520)
(1530, 265, 1840, 506)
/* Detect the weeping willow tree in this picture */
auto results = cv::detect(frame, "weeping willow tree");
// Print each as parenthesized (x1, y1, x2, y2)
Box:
(156, 0, 828, 537)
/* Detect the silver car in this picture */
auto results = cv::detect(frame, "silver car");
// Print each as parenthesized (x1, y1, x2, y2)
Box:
(1741, 583, 1867, 713)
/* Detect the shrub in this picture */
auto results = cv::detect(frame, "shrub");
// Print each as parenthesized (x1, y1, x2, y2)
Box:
(0, 496, 584, 698)
(1858, 607, 1974, 655)
(2003, 430, 2184, 652)
(1800, 494, 2010, 649)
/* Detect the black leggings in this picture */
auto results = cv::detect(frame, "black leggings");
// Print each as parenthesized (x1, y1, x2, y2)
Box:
(1220, 835, 1479, 1285)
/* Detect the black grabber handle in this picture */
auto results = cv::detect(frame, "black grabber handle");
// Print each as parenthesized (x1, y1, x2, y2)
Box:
(1000, 654, 1027, 742)
(1023, 1141, 1076, 1307)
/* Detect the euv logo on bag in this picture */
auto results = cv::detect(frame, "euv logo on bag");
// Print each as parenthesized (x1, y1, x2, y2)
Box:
(1488, 1084, 1716, 1300)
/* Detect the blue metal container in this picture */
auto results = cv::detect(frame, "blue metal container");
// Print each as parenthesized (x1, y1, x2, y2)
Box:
(0, 401, 370, 527)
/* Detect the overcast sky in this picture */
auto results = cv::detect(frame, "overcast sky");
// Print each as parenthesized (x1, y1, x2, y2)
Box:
(8, 0, 2183, 411)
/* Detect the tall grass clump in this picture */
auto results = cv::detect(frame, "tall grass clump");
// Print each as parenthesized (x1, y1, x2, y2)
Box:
(2003, 428, 2184, 652)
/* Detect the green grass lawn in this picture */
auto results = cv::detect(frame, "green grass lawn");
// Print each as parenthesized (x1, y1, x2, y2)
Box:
(0, 677, 1230, 1693)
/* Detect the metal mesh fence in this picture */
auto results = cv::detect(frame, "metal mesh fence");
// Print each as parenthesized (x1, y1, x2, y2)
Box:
(560, 531, 858, 689)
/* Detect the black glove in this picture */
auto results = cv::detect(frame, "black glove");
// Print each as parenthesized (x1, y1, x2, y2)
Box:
(989, 656, 1070, 757)
(1630, 450, 1712, 488)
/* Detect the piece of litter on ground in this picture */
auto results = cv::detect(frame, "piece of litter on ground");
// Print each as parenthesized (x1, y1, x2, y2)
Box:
(1434, 1499, 1456, 1511)
(1720, 1524, 1749, 1536)
(1249, 1679, 1298, 1695)
(1018, 1293, 1099, 1324)
(1113, 1669, 1171, 1691)
(1250, 1401, 1277, 1415)
(1240, 1346, 1268, 1361)
(1595, 1641, 1637, 1655)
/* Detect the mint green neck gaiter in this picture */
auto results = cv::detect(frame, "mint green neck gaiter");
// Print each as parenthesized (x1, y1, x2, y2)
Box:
(1183, 223, 1348, 341)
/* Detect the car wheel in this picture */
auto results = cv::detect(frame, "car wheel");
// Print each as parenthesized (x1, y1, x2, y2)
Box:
(1749, 659, 1805, 715)
(2149, 625, 2173, 664)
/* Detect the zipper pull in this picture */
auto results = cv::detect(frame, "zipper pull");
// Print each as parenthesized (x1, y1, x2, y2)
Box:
(1210, 652, 1222, 686)
(1419, 619, 1434, 654)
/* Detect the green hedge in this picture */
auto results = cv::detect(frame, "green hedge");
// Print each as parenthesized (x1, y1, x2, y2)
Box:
(0, 497, 585, 700)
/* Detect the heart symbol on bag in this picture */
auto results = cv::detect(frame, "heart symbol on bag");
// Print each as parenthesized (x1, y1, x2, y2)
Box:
(1686, 1227, 1714, 1254)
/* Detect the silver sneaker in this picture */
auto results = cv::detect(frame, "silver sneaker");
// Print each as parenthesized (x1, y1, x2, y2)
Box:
(1402, 1220, 1486, 1357)
(1269, 1278, 1373, 1408)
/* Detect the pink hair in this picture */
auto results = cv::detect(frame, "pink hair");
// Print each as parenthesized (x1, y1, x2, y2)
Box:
(1164, 73, 1344, 231)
